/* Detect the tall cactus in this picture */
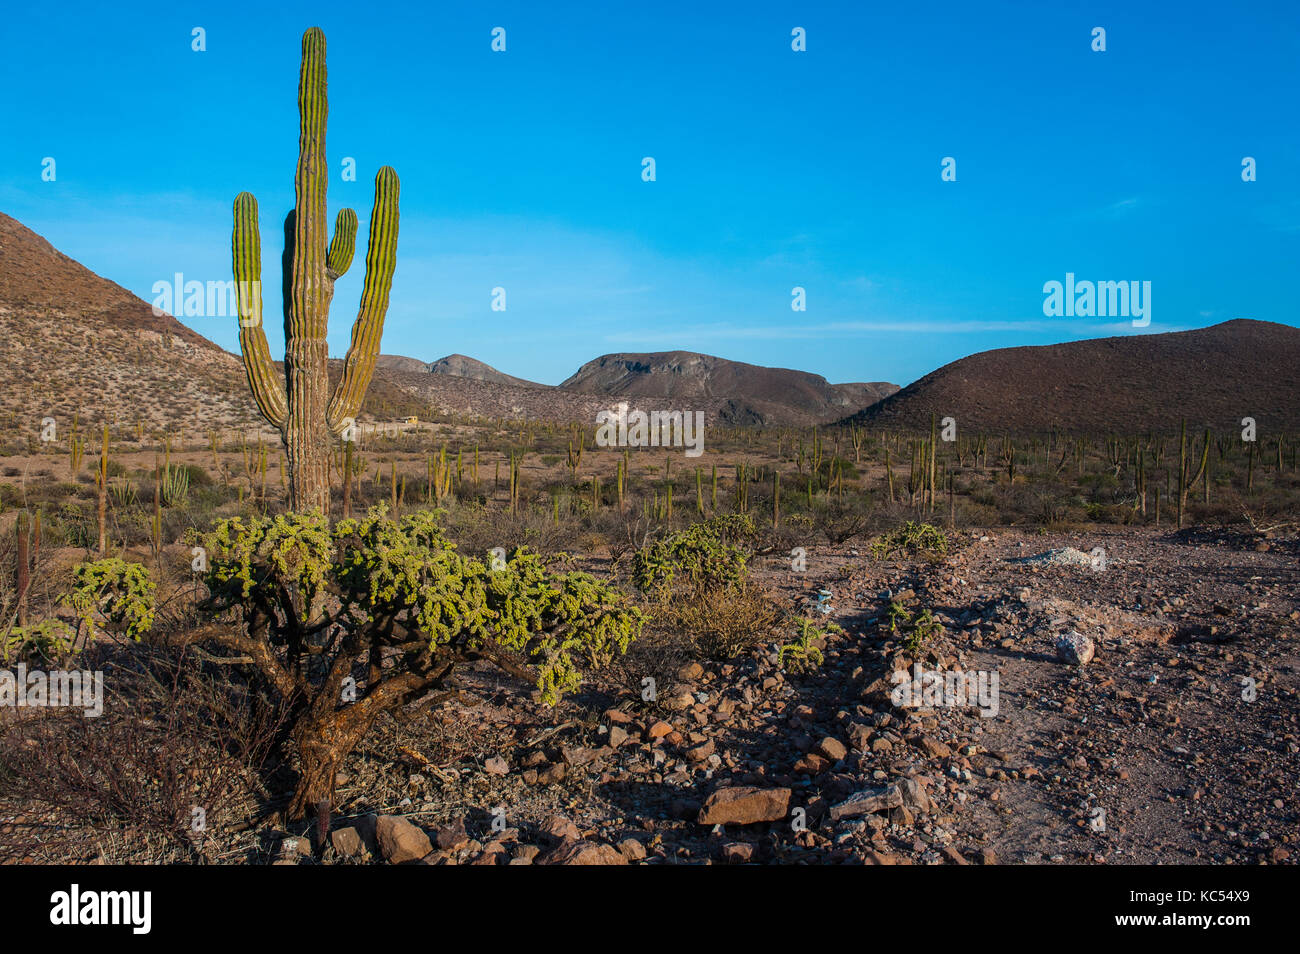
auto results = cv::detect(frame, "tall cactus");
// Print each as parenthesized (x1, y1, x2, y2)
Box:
(232, 27, 400, 514)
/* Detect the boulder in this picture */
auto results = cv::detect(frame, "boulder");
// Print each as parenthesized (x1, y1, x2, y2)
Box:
(698, 786, 792, 826)
(375, 815, 432, 864)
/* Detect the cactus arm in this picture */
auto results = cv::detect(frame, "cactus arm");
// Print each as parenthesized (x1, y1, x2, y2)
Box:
(327, 208, 358, 279)
(1190, 429, 1210, 486)
(232, 192, 289, 430)
(328, 166, 400, 434)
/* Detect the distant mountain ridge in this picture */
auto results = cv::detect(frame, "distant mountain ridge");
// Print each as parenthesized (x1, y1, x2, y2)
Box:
(377, 349, 898, 426)
(376, 353, 545, 389)
(560, 351, 898, 426)
(0, 211, 898, 431)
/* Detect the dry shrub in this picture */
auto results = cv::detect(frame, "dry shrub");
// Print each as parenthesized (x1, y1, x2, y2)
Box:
(0, 644, 286, 863)
(660, 583, 784, 661)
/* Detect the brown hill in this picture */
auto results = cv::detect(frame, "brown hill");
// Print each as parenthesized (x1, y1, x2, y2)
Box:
(832, 381, 902, 407)
(374, 368, 613, 423)
(0, 211, 261, 437)
(374, 354, 432, 375)
(846, 320, 1300, 434)
(427, 353, 545, 389)
(0, 212, 441, 438)
(561, 351, 895, 426)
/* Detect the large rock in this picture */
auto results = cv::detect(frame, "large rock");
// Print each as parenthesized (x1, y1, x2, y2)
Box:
(1056, 631, 1095, 666)
(375, 815, 432, 864)
(829, 784, 903, 821)
(719, 842, 755, 864)
(538, 841, 628, 865)
(330, 827, 364, 858)
(698, 786, 792, 826)
(815, 736, 848, 762)
(539, 815, 581, 845)
(899, 777, 934, 815)
(435, 817, 470, 850)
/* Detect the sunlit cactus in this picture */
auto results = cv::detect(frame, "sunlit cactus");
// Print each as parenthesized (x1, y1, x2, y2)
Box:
(231, 26, 400, 514)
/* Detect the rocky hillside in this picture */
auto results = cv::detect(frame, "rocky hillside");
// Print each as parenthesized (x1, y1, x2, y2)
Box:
(374, 367, 614, 424)
(846, 320, 1300, 434)
(427, 353, 544, 389)
(0, 212, 260, 438)
(561, 351, 897, 426)
(376, 353, 545, 389)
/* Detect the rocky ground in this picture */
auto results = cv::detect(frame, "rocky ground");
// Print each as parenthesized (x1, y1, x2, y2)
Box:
(235, 524, 1299, 866)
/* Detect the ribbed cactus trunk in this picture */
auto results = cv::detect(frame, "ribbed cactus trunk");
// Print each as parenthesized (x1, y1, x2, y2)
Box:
(232, 27, 399, 516)
(285, 29, 333, 514)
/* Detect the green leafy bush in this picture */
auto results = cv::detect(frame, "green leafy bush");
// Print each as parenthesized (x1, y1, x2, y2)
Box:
(2, 620, 74, 664)
(904, 607, 943, 654)
(882, 599, 943, 655)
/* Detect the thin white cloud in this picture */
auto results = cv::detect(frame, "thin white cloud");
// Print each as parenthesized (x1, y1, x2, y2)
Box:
(603, 318, 1187, 344)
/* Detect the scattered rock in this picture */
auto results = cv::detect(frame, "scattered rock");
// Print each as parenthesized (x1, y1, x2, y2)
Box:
(678, 661, 705, 682)
(829, 784, 904, 821)
(435, 817, 470, 851)
(719, 842, 755, 864)
(815, 736, 848, 762)
(1056, 631, 1095, 666)
(539, 841, 628, 866)
(375, 815, 432, 864)
(330, 827, 363, 858)
(617, 838, 647, 861)
(539, 815, 581, 845)
(899, 777, 934, 815)
(698, 786, 792, 826)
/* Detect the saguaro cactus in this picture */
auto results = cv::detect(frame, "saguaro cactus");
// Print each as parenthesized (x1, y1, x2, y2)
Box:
(232, 27, 400, 514)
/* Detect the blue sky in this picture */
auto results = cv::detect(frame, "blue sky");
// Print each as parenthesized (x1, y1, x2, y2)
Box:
(1, 0, 1296, 387)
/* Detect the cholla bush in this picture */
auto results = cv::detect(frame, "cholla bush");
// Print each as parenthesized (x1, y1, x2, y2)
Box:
(182, 505, 644, 818)
(1, 558, 155, 664)
(631, 513, 755, 596)
(868, 520, 949, 559)
(67, 558, 156, 642)
(779, 618, 841, 674)
(630, 514, 787, 661)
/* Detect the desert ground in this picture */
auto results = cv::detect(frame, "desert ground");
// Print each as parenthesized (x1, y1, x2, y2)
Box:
(1, 421, 1296, 865)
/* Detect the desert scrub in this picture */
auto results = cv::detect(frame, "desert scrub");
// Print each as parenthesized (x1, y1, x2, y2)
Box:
(886, 599, 912, 634)
(631, 513, 755, 596)
(3, 557, 156, 663)
(883, 600, 943, 655)
(869, 521, 948, 559)
(779, 618, 841, 674)
(1, 619, 74, 665)
(66, 557, 156, 643)
(659, 582, 782, 660)
(904, 607, 943, 655)
(184, 505, 644, 818)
